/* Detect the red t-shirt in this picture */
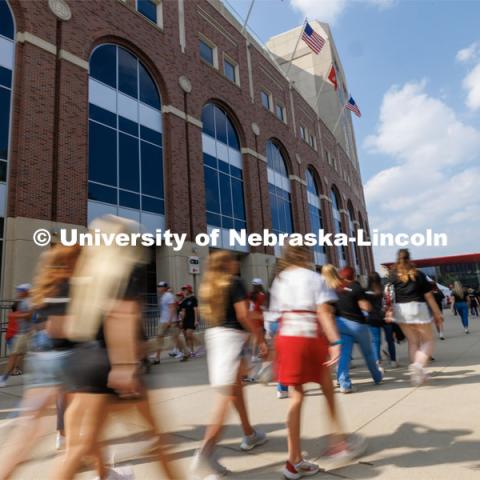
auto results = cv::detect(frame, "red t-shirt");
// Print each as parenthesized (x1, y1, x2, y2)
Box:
(6, 312, 18, 340)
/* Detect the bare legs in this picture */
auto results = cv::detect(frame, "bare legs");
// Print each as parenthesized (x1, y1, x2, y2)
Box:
(286, 385, 304, 465)
(0, 387, 58, 480)
(400, 323, 434, 368)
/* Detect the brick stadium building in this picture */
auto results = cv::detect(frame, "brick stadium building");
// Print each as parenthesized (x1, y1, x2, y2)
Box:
(0, 0, 374, 297)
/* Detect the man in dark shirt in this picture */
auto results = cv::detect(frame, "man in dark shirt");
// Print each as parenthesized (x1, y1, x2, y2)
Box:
(180, 284, 201, 356)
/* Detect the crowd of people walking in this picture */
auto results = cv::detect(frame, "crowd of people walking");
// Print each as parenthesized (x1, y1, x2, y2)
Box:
(0, 215, 478, 479)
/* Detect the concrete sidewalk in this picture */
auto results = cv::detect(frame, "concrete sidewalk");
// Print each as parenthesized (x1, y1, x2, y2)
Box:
(0, 311, 479, 479)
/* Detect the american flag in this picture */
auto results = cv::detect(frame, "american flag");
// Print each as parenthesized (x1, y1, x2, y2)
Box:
(345, 96, 361, 117)
(301, 22, 325, 54)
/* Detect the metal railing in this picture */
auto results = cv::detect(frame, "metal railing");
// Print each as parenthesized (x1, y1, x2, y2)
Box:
(0, 300, 15, 358)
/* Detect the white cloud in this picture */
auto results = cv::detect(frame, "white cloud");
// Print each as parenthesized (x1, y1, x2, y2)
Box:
(463, 63, 480, 111)
(290, 0, 395, 24)
(364, 81, 480, 267)
(456, 41, 480, 63)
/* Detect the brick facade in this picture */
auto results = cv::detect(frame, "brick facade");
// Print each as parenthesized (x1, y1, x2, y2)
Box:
(4, 0, 374, 277)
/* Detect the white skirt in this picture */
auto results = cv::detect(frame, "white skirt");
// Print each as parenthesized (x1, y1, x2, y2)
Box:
(394, 302, 432, 324)
(205, 327, 249, 387)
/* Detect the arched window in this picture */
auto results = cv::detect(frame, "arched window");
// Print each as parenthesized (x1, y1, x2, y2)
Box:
(0, 0, 15, 273)
(305, 168, 326, 265)
(347, 202, 360, 273)
(201, 103, 246, 251)
(330, 187, 347, 268)
(267, 140, 293, 251)
(88, 44, 164, 232)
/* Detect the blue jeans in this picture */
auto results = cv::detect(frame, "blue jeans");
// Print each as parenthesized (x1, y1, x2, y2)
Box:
(456, 302, 469, 328)
(383, 324, 397, 361)
(336, 316, 383, 389)
(369, 326, 381, 362)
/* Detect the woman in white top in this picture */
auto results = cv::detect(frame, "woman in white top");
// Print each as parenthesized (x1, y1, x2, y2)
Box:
(270, 245, 365, 479)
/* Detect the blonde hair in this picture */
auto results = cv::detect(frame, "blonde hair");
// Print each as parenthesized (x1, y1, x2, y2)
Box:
(453, 281, 464, 298)
(31, 244, 82, 308)
(199, 250, 235, 327)
(322, 264, 343, 289)
(276, 244, 312, 276)
(66, 215, 147, 341)
(395, 248, 417, 283)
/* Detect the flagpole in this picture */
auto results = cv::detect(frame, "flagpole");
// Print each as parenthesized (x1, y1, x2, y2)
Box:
(332, 105, 346, 135)
(241, 0, 255, 33)
(285, 17, 308, 79)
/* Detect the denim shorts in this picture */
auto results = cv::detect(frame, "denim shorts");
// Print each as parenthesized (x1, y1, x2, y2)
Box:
(24, 350, 72, 389)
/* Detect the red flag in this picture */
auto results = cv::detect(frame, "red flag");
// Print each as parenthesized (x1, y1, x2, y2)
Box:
(327, 65, 338, 90)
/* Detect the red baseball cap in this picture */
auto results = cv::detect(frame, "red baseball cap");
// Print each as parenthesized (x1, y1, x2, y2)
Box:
(181, 284, 193, 292)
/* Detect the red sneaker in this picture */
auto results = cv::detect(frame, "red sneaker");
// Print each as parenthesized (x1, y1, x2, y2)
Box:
(282, 459, 320, 479)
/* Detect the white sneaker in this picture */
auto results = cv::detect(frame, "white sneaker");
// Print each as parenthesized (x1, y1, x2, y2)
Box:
(277, 389, 289, 399)
(240, 429, 267, 451)
(322, 434, 367, 471)
(174, 352, 184, 359)
(94, 466, 135, 480)
(389, 360, 399, 368)
(465, 328, 470, 334)
(190, 449, 228, 478)
(282, 459, 319, 479)
(409, 363, 427, 386)
(55, 432, 65, 450)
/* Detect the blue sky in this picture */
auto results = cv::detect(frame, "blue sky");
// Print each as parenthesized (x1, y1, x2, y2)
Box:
(229, 0, 480, 266)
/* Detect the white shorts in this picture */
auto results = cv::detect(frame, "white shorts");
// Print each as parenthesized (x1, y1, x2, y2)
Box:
(205, 327, 249, 387)
(394, 302, 432, 325)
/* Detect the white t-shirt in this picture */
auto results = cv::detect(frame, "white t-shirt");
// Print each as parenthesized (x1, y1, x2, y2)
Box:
(269, 267, 337, 338)
(159, 291, 176, 324)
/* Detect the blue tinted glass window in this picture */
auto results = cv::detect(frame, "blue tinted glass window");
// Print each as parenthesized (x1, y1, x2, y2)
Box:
(207, 212, 221, 228)
(204, 166, 220, 214)
(0, 66, 12, 88)
(214, 106, 228, 144)
(267, 140, 293, 236)
(203, 153, 216, 169)
(218, 160, 229, 174)
(141, 141, 163, 197)
(224, 59, 236, 83)
(119, 116, 138, 136)
(137, 0, 157, 23)
(88, 121, 117, 185)
(0, 87, 10, 160)
(89, 45, 163, 218)
(140, 125, 162, 146)
(222, 216, 234, 229)
(219, 173, 233, 217)
(261, 91, 270, 110)
(230, 165, 242, 179)
(89, 182, 117, 204)
(119, 133, 139, 191)
(199, 40, 214, 65)
(201, 104, 215, 138)
(90, 104, 117, 128)
(0, 160, 6, 181)
(139, 62, 160, 109)
(142, 195, 164, 214)
(90, 45, 117, 88)
(227, 119, 240, 150)
(118, 47, 138, 98)
(231, 178, 245, 219)
(120, 190, 140, 209)
(0, 1, 14, 39)
(202, 102, 245, 235)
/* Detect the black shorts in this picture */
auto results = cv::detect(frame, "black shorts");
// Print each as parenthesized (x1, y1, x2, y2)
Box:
(64, 342, 115, 395)
(182, 319, 196, 331)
